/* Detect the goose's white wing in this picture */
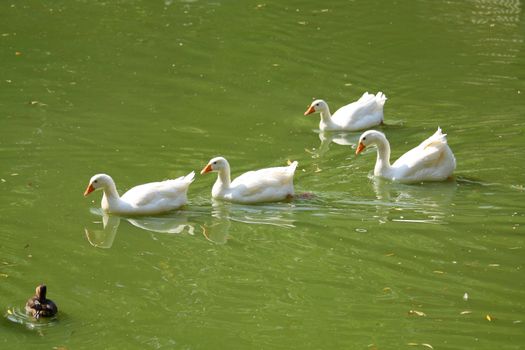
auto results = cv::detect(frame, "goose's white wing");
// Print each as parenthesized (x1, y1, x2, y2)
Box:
(121, 172, 195, 207)
(392, 128, 456, 181)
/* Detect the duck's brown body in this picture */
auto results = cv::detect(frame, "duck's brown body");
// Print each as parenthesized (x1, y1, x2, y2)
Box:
(25, 284, 58, 319)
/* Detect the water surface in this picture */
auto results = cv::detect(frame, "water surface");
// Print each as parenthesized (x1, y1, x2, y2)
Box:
(1, 0, 524, 349)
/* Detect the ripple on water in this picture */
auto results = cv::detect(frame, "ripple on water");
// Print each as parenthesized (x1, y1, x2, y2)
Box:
(5, 306, 59, 330)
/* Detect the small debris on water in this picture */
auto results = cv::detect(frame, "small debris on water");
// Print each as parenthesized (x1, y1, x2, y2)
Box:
(408, 310, 426, 317)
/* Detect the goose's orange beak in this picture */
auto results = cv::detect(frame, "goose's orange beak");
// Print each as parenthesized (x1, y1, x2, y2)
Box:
(355, 142, 366, 155)
(304, 105, 315, 116)
(200, 164, 213, 175)
(84, 184, 95, 196)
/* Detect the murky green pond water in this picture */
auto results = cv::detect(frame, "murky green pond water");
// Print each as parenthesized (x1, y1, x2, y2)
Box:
(1, 0, 524, 349)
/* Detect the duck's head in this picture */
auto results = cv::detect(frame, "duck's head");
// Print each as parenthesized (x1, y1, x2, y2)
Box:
(35, 284, 47, 301)
(304, 99, 328, 116)
(201, 157, 229, 174)
(356, 130, 385, 155)
(84, 174, 113, 196)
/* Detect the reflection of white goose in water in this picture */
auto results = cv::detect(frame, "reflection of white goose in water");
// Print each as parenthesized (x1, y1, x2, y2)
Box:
(84, 211, 197, 248)
(371, 177, 457, 224)
(314, 132, 359, 157)
(200, 200, 298, 244)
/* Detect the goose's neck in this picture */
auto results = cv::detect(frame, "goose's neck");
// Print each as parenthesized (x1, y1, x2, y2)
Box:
(215, 166, 231, 190)
(319, 107, 337, 130)
(319, 107, 333, 122)
(374, 138, 392, 176)
(101, 181, 121, 211)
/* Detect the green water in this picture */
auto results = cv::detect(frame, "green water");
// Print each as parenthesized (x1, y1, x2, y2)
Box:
(1, 0, 524, 349)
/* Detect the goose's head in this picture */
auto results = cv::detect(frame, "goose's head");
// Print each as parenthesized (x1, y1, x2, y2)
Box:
(201, 157, 229, 175)
(356, 130, 385, 155)
(304, 99, 328, 116)
(84, 174, 114, 196)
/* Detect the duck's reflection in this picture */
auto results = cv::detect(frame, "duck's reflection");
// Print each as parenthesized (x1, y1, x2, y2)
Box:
(313, 131, 359, 157)
(371, 177, 458, 224)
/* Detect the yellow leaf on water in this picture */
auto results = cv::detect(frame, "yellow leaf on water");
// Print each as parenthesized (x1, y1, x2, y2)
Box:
(460, 310, 472, 315)
(422, 344, 434, 349)
(383, 287, 392, 293)
(407, 343, 419, 346)
(433, 270, 445, 274)
(7, 309, 12, 315)
(408, 310, 427, 317)
(486, 314, 493, 321)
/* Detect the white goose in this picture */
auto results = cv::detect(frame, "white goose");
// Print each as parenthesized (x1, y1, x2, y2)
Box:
(83, 172, 195, 215)
(304, 92, 387, 131)
(355, 128, 456, 183)
(200, 157, 298, 204)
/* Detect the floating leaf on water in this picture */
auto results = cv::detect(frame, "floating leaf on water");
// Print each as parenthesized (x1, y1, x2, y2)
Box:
(407, 343, 419, 346)
(385, 252, 395, 256)
(314, 165, 322, 173)
(383, 287, 392, 293)
(408, 310, 427, 317)
(460, 310, 472, 315)
(7, 309, 12, 315)
(15, 51, 22, 56)
(463, 292, 469, 301)
(433, 270, 445, 274)
(488, 264, 500, 267)
(0, 273, 8, 278)
(421, 344, 434, 349)
(486, 314, 493, 321)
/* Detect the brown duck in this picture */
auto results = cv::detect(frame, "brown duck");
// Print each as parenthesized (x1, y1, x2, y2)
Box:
(25, 284, 58, 319)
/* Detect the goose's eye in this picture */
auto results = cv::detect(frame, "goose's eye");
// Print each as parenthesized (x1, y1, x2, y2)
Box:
(94, 180, 98, 183)
(363, 137, 366, 141)
(316, 103, 319, 107)
(213, 161, 217, 165)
